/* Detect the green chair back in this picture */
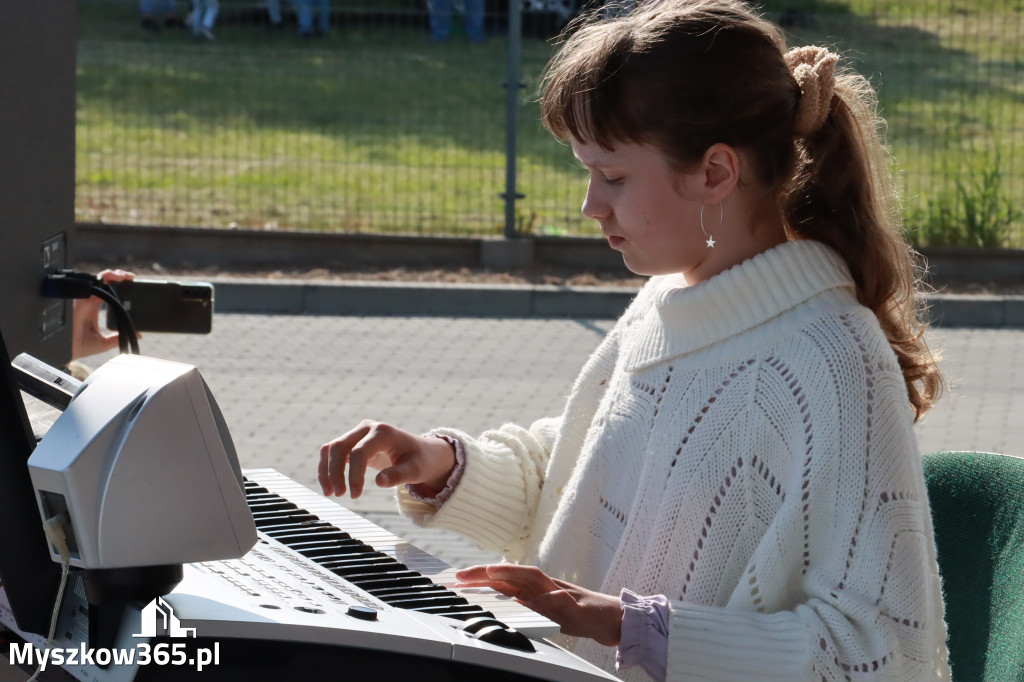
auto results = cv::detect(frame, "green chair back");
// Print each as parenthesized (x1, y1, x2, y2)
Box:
(922, 451, 1024, 682)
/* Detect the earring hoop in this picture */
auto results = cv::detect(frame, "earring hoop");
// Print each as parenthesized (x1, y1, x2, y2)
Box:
(700, 203, 723, 249)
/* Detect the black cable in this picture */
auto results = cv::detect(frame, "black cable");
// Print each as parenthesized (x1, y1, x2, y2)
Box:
(42, 271, 140, 355)
(88, 284, 140, 355)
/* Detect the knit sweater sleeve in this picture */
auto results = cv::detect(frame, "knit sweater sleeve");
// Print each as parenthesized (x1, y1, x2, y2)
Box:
(394, 281, 653, 559)
(394, 417, 560, 558)
(663, 321, 948, 681)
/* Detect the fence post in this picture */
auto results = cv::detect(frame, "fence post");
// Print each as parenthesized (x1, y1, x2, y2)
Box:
(503, 0, 524, 239)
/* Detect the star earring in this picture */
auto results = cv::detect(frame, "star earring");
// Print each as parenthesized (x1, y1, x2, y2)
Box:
(700, 203, 723, 249)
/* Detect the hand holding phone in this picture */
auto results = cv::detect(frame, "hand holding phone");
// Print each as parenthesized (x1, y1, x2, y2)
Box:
(73, 269, 136, 359)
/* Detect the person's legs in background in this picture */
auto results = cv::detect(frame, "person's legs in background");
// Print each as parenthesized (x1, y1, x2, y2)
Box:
(141, 0, 183, 31)
(160, 0, 185, 28)
(140, 0, 160, 30)
(463, 0, 485, 42)
(191, 0, 218, 39)
(298, 0, 313, 36)
(315, 0, 331, 36)
(266, 0, 284, 27)
(427, 0, 453, 42)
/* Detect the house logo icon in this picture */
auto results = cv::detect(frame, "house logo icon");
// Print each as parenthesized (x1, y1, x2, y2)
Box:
(133, 596, 196, 638)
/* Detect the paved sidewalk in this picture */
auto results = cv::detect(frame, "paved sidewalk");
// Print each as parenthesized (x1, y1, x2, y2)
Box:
(81, 315, 1024, 568)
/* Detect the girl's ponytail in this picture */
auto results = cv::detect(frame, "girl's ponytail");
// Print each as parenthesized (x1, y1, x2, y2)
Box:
(781, 49, 942, 420)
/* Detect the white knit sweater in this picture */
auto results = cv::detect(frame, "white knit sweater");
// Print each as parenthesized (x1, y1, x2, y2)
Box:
(398, 240, 950, 681)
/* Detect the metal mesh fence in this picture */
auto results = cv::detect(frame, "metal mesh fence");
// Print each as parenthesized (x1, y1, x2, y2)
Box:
(76, 0, 1023, 245)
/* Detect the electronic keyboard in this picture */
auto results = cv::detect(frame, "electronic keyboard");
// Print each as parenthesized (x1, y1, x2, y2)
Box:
(0, 469, 621, 682)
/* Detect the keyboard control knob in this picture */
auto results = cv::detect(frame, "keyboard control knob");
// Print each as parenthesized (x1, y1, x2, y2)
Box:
(474, 624, 536, 653)
(346, 605, 378, 621)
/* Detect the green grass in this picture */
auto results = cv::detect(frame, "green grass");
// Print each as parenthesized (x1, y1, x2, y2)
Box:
(76, 1, 1023, 242)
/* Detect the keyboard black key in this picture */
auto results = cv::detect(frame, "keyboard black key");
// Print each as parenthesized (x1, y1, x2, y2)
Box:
(295, 541, 370, 558)
(263, 522, 339, 538)
(280, 532, 354, 548)
(325, 562, 399, 577)
(248, 500, 299, 513)
(351, 575, 434, 591)
(386, 594, 469, 610)
(329, 562, 408, 577)
(315, 552, 388, 566)
(246, 494, 284, 504)
(309, 552, 381, 565)
(428, 607, 496, 621)
(253, 511, 320, 529)
(362, 585, 452, 601)
(414, 604, 487, 616)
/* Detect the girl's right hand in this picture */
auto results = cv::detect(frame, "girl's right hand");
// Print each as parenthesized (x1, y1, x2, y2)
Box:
(318, 420, 457, 499)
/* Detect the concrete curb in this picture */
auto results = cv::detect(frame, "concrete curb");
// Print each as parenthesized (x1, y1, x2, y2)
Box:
(213, 279, 638, 319)
(925, 293, 1024, 329)
(209, 278, 1024, 328)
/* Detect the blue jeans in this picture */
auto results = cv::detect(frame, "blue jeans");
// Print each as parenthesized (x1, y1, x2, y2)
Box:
(298, 0, 330, 35)
(428, 0, 485, 42)
(191, 0, 218, 31)
(265, 0, 285, 25)
(139, 0, 177, 14)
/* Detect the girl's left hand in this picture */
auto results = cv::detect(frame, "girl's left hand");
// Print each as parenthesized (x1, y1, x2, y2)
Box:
(455, 564, 623, 647)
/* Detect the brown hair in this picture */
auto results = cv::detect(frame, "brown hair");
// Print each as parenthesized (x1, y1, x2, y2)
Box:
(540, 0, 942, 419)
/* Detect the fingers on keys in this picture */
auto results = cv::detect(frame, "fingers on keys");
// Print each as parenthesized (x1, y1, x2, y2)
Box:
(454, 564, 560, 602)
(319, 420, 391, 498)
(317, 422, 448, 499)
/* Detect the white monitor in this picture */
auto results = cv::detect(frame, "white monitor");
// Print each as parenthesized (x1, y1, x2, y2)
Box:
(27, 354, 256, 569)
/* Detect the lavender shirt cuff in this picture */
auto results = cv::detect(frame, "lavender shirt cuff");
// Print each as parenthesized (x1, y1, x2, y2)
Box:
(405, 434, 466, 506)
(616, 589, 670, 682)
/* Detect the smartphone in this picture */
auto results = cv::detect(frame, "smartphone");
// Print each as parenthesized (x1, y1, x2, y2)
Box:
(105, 279, 214, 334)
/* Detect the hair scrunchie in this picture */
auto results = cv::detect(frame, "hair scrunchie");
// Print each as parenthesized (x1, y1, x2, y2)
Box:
(785, 45, 839, 137)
